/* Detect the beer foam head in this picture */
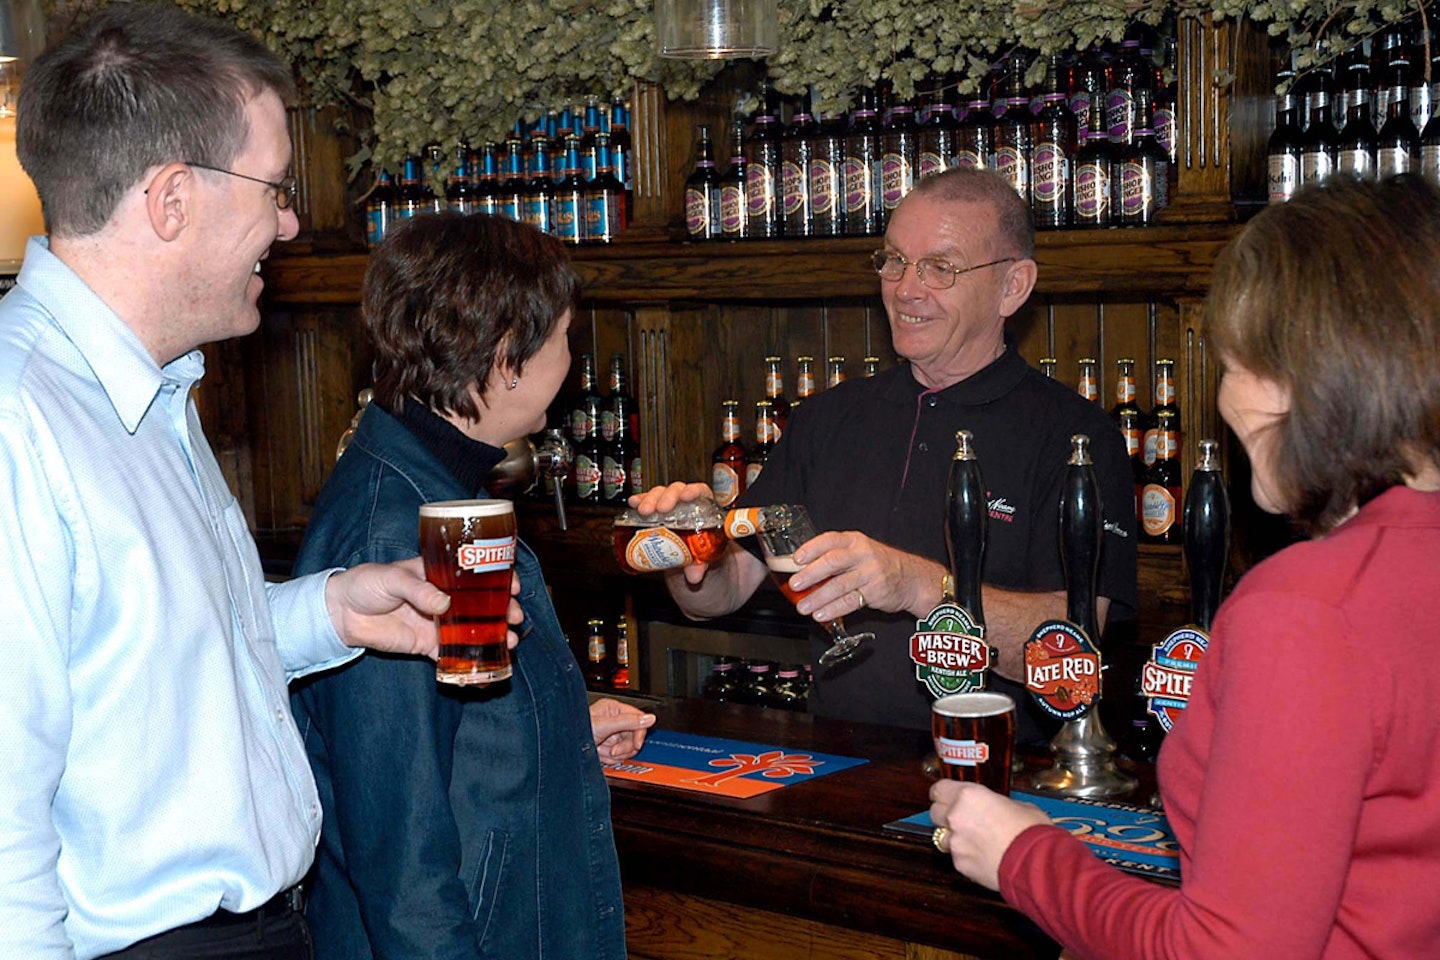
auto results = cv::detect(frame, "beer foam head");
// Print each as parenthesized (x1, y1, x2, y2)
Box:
(419, 499, 514, 518)
(932, 691, 1015, 718)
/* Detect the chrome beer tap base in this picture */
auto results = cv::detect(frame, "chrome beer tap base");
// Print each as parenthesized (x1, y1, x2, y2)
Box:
(1027, 713, 1137, 799)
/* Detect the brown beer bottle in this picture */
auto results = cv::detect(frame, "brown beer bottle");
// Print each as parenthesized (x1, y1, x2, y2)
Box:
(1140, 408, 1182, 544)
(746, 400, 776, 488)
(1118, 409, 1146, 525)
(573, 405, 604, 504)
(862, 356, 880, 378)
(601, 396, 640, 505)
(1076, 357, 1099, 403)
(701, 656, 741, 701)
(826, 356, 846, 388)
(710, 399, 748, 508)
(1039, 356, 1058, 379)
(794, 356, 816, 411)
(1143, 358, 1178, 466)
(763, 355, 790, 436)
(583, 619, 611, 690)
(1110, 357, 1143, 461)
(611, 620, 633, 689)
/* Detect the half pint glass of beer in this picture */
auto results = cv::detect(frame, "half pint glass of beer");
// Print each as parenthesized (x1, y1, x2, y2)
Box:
(419, 499, 517, 685)
(931, 692, 1016, 794)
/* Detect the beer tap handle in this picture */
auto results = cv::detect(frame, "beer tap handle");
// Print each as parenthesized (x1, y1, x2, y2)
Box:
(1060, 434, 1103, 641)
(534, 430, 572, 532)
(1183, 439, 1230, 631)
(944, 430, 987, 623)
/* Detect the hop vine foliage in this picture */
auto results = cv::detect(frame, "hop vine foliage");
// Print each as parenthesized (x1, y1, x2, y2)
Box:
(169, 0, 1437, 170)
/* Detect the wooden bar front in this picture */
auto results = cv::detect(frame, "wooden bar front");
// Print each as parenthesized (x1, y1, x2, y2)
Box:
(608, 697, 1156, 960)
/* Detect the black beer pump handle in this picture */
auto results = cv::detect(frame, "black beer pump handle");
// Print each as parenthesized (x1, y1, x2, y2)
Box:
(1184, 439, 1231, 632)
(1060, 434, 1103, 641)
(945, 430, 987, 624)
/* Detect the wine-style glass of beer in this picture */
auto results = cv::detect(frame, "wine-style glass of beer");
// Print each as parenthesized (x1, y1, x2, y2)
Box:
(419, 499, 517, 685)
(756, 505, 876, 667)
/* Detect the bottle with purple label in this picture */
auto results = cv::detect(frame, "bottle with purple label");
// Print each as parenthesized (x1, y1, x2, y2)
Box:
(1106, 32, 1152, 146)
(843, 88, 883, 236)
(880, 95, 918, 219)
(918, 78, 958, 179)
(1073, 129, 1114, 228)
(684, 124, 720, 241)
(746, 82, 784, 239)
(956, 96, 993, 169)
(992, 90, 1032, 206)
(1119, 121, 1167, 226)
(1031, 56, 1076, 230)
(809, 104, 846, 237)
(780, 90, 816, 238)
(719, 120, 751, 241)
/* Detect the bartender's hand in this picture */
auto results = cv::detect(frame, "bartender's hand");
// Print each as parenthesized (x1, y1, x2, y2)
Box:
(326, 560, 524, 658)
(589, 698, 656, 762)
(929, 780, 1052, 891)
(784, 531, 946, 622)
(629, 482, 720, 585)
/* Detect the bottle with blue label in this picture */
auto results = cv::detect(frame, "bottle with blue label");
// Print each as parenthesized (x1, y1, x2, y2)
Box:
(365, 170, 396, 248)
(585, 135, 626, 244)
(553, 135, 586, 245)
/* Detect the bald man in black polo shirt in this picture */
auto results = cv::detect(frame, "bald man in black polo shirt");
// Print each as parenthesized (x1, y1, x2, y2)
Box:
(633, 168, 1137, 744)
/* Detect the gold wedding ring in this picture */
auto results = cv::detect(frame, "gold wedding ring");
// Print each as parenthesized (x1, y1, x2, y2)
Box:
(854, 589, 866, 608)
(932, 826, 951, 853)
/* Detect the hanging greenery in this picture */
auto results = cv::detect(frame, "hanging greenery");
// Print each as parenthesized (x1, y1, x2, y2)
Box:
(169, 0, 1434, 170)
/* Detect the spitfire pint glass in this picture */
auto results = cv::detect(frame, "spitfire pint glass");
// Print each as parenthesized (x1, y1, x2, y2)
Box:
(419, 499, 516, 685)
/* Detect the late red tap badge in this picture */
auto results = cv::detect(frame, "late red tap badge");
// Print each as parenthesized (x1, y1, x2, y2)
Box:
(910, 602, 991, 699)
(1024, 620, 1101, 721)
(1142, 627, 1208, 732)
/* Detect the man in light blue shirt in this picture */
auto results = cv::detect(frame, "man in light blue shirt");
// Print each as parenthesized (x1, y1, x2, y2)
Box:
(0, 6, 460, 958)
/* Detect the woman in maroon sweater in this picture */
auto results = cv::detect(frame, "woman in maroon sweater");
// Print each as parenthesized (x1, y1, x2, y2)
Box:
(929, 175, 1440, 959)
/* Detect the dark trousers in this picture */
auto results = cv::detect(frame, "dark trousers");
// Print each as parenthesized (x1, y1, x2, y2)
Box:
(97, 891, 312, 960)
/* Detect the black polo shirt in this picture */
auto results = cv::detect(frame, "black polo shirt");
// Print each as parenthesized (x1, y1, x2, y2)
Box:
(741, 342, 1138, 742)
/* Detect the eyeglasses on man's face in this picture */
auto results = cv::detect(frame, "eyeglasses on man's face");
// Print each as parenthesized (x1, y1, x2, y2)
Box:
(186, 161, 298, 210)
(871, 250, 1016, 290)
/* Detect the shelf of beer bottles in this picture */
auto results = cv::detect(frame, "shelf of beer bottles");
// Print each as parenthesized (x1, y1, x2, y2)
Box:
(262, 222, 1240, 307)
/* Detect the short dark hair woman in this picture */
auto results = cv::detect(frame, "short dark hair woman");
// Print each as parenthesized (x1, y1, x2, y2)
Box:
(291, 212, 652, 959)
(929, 175, 1440, 958)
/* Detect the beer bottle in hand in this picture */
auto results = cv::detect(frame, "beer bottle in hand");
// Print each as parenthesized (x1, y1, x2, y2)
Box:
(710, 400, 748, 508)
(583, 619, 611, 690)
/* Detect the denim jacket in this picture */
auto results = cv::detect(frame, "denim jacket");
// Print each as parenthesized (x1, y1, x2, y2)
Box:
(290, 404, 626, 960)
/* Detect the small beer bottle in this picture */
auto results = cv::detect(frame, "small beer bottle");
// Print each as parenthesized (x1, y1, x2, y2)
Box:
(780, 90, 816, 239)
(710, 400, 748, 508)
(601, 395, 640, 505)
(569, 353, 602, 445)
(365, 170, 396, 248)
(1119, 122, 1168, 226)
(1301, 97, 1339, 187)
(523, 135, 555, 234)
(956, 95, 994, 170)
(601, 353, 632, 443)
(446, 151, 473, 215)
(1378, 97, 1420, 177)
(585, 134, 627, 244)
(1106, 32, 1152, 147)
(808, 106, 847, 238)
(1143, 358, 1178, 465)
(843, 88, 883, 236)
(397, 155, 427, 220)
(1110, 357, 1143, 450)
(1076, 357, 1099, 403)
(1338, 102, 1378, 181)
(611, 620, 633, 690)
(574, 408, 604, 504)
(1031, 56, 1077, 230)
(1373, 27, 1410, 125)
(1337, 41, 1372, 122)
(701, 656, 741, 702)
(992, 86, 1033, 206)
(746, 400, 776, 488)
(1154, 35, 1180, 165)
(1073, 129, 1114, 228)
(577, 95, 604, 181)
(1267, 62, 1303, 205)
(737, 660, 774, 706)
(552, 135, 586, 245)
(473, 142, 501, 218)
(609, 96, 633, 199)
(746, 84, 784, 240)
(767, 665, 807, 710)
(1118, 408, 1147, 517)
(685, 124, 721, 241)
(583, 619, 611, 690)
(918, 77, 959, 179)
(1140, 408, 1182, 544)
(1039, 356, 1058, 379)
(719, 121, 751, 241)
(500, 135, 528, 222)
(763, 355, 790, 436)
(826, 356, 846, 389)
(795, 356, 817, 403)
(880, 95, 919, 219)
(862, 356, 880, 378)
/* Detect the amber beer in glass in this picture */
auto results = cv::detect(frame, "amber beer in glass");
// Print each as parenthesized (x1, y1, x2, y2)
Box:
(931, 692, 1016, 794)
(419, 499, 517, 685)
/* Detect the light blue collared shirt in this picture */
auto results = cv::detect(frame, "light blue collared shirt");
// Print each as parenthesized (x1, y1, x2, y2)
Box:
(0, 238, 358, 959)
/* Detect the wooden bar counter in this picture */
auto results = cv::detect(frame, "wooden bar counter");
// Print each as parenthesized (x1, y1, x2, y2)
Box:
(607, 696, 1154, 960)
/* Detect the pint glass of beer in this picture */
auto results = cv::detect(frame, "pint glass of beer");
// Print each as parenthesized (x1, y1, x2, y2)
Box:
(931, 692, 1016, 794)
(419, 499, 517, 685)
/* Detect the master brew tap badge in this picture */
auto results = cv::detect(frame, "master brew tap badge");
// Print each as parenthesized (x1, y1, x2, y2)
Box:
(910, 603, 992, 699)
